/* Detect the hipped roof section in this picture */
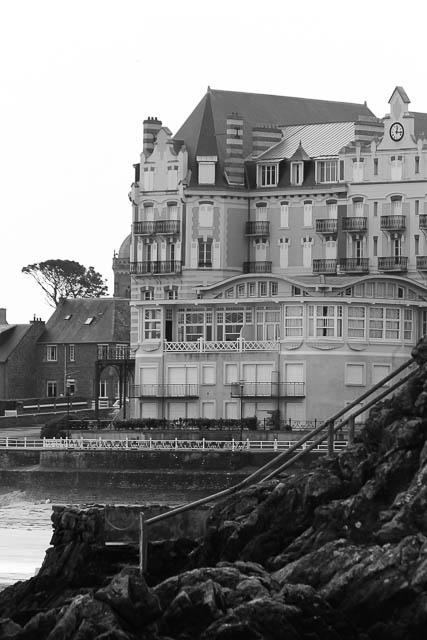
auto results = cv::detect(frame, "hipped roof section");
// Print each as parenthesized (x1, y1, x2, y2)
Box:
(174, 88, 375, 186)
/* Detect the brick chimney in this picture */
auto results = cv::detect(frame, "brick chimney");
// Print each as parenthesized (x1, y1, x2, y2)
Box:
(252, 124, 282, 158)
(224, 113, 245, 185)
(0, 308, 7, 324)
(143, 117, 163, 156)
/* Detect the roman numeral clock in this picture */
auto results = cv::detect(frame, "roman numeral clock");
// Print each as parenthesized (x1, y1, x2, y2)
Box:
(390, 121, 404, 141)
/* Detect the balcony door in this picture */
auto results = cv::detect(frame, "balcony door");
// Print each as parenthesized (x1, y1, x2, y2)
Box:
(139, 366, 158, 397)
(167, 365, 197, 396)
(242, 363, 273, 396)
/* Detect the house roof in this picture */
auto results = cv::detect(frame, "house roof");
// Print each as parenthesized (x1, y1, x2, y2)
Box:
(0, 324, 32, 363)
(174, 88, 376, 187)
(258, 121, 356, 161)
(38, 298, 130, 344)
(413, 112, 427, 138)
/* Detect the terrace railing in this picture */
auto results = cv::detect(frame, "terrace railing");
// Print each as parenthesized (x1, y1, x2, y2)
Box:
(164, 338, 280, 352)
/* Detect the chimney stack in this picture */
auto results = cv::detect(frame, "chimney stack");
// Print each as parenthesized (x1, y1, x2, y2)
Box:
(224, 113, 245, 185)
(252, 124, 282, 158)
(0, 308, 7, 324)
(143, 117, 163, 156)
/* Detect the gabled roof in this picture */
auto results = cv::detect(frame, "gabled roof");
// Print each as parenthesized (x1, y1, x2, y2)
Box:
(38, 298, 130, 344)
(288, 141, 312, 162)
(0, 324, 32, 363)
(174, 89, 376, 187)
(259, 121, 355, 161)
(389, 86, 410, 104)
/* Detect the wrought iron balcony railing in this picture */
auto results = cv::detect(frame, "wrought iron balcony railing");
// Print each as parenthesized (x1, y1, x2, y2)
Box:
(378, 256, 408, 271)
(245, 221, 270, 236)
(380, 215, 406, 230)
(339, 258, 369, 272)
(97, 346, 133, 360)
(163, 338, 280, 353)
(418, 214, 427, 229)
(243, 261, 272, 273)
(230, 382, 305, 397)
(130, 261, 182, 275)
(342, 217, 367, 232)
(133, 220, 180, 235)
(416, 256, 427, 270)
(312, 259, 337, 274)
(315, 219, 338, 234)
(130, 384, 199, 398)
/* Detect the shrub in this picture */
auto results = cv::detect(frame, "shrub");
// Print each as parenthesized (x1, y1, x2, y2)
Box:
(40, 414, 75, 439)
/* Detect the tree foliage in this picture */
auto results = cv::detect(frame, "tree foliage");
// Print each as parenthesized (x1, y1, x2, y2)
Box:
(22, 259, 108, 306)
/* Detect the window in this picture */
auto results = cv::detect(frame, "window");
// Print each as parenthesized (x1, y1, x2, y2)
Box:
(258, 164, 278, 187)
(391, 156, 403, 181)
(144, 205, 154, 221)
(248, 282, 256, 297)
(198, 237, 213, 267)
(303, 201, 312, 227)
(369, 307, 400, 340)
(374, 158, 378, 176)
(165, 286, 178, 300)
(256, 203, 267, 220)
(284, 306, 303, 337)
(143, 309, 161, 340)
(143, 167, 154, 190)
(141, 287, 154, 300)
(345, 363, 365, 386)
(177, 309, 212, 342)
(202, 365, 216, 385)
(259, 281, 267, 297)
(404, 309, 413, 341)
(373, 236, 378, 257)
(216, 308, 244, 341)
(308, 305, 343, 338)
(327, 200, 338, 218)
(225, 288, 234, 298)
(46, 381, 57, 397)
(352, 159, 364, 182)
(168, 203, 178, 219)
(317, 160, 338, 183)
(302, 236, 313, 268)
(197, 157, 216, 185)
(415, 156, 420, 174)
(167, 165, 178, 189)
(280, 202, 289, 227)
(224, 363, 238, 384)
(348, 307, 366, 339)
(256, 308, 280, 340)
(69, 344, 75, 362)
(372, 364, 391, 386)
(291, 162, 303, 185)
(99, 380, 107, 398)
(415, 235, 420, 255)
(270, 282, 278, 296)
(415, 200, 420, 215)
(84, 317, 94, 325)
(373, 202, 378, 217)
(391, 196, 402, 215)
(237, 284, 245, 297)
(353, 199, 364, 217)
(46, 345, 57, 361)
(66, 379, 75, 396)
(199, 203, 213, 227)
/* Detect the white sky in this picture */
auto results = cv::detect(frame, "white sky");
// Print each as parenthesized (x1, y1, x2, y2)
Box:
(1, 0, 425, 324)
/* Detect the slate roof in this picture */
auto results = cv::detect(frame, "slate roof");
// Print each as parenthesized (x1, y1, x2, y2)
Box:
(413, 112, 427, 139)
(258, 121, 356, 161)
(38, 298, 130, 344)
(175, 88, 376, 187)
(0, 325, 32, 363)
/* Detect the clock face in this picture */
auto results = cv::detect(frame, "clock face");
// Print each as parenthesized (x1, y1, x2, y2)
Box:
(390, 122, 404, 141)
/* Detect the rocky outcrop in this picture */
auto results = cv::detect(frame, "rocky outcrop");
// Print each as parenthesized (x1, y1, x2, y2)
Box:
(2, 346, 427, 638)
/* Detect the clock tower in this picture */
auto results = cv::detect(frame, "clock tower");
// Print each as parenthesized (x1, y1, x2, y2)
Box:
(378, 86, 415, 150)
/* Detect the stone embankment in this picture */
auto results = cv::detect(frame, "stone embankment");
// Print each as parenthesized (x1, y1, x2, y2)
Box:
(2, 340, 427, 637)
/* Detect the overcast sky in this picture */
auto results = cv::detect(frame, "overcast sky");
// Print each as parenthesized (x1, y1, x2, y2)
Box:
(1, 0, 425, 324)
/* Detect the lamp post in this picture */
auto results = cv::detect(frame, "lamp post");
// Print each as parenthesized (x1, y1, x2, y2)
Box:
(239, 381, 244, 442)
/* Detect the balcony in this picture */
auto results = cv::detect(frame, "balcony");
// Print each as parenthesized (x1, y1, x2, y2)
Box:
(419, 214, 427, 229)
(112, 257, 130, 270)
(315, 219, 338, 234)
(416, 256, 427, 270)
(342, 217, 367, 232)
(230, 382, 305, 397)
(377, 256, 408, 272)
(380, 215, 406, 231)
(312, 259, 337, 274)
(339, 258, 369, 273)
(130, 384, 199, 398)
(130, 260, 182, 275)
(243, 261, 272, 273)
(97, 346, 133, 360)
(164, 338, 280, 353)
(133, 220, 180, 235)
(245, 221, 270, 236)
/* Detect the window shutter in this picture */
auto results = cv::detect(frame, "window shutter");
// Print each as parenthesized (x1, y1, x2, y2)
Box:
(213, 241, 221, 268)
(160, 241, 166, 261)
(151, 242, 158, 261)
(191, 241, 198, 268)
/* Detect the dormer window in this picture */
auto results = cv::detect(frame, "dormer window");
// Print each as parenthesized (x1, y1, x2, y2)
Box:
(258, 163, 278, 187)
(290, 162, 303, 185)
(316, 159, 338, 184)
(197, 156, 217, 185)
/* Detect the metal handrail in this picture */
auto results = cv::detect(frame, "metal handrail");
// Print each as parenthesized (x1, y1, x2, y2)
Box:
(142, 358, 415, 527)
